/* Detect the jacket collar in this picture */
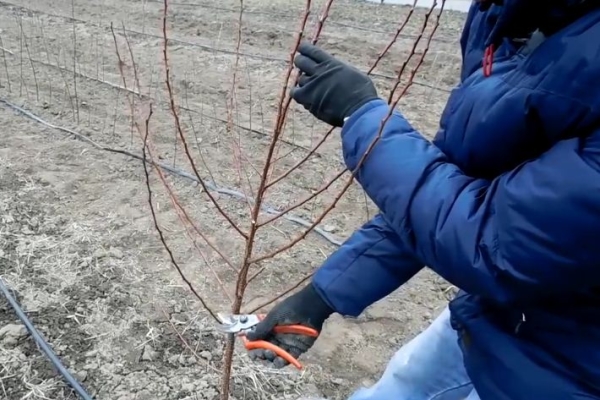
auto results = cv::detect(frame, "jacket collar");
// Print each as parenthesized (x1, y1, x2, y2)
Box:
(479, 0, 597, 47)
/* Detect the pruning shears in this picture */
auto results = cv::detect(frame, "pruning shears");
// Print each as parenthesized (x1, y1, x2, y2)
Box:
(216, 313, 318, 370)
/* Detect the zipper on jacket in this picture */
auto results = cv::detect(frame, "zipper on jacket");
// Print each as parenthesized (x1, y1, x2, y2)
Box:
(514, 313, 527, 334)
(519, 30, 546, 57)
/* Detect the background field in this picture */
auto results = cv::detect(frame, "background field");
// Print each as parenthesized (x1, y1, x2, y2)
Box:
(0, 0, 466, 398)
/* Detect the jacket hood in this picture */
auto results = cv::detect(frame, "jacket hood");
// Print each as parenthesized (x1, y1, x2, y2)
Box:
(478, 0, 598, 47)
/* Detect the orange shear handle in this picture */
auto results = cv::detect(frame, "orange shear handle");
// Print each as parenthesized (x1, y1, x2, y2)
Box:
(254, 314, 319, 337)
(241, 336, 305, 369)
(241, 315, 319, 370)
(272, 324, 319, 337)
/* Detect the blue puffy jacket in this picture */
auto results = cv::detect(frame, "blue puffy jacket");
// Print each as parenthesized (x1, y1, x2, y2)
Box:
(312, 1, 600, 399)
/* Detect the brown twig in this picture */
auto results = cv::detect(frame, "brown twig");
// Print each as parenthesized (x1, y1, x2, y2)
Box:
(167, 195, 235, 302)
(160, 308, 220, 373)
(0, 35, 11, 93)
(41, 20, 75, 115)
(16, 16, 26, 98)
(246, 273, 313, 314)
(110, 23, 129, 97)
(141, 104, 219, 322)
(22, 33, 39, 102)
(259, 168, 346, 228)
(154, 172, 240, 274)
(121, 22, 140, 146)
(226, 0, 245, 188)
(121, 23, 142, 92)
(368, 0, 418, 75)
(310, 0, 334, 44)
(162, 0, 248, 239)
(386, 2, 444, 105)
(34, 16, 53, 103)
(110, 24, 238, 306)
(71, 0, 80, 123)
(146, 135, 238, 295)
(270, 3, 313, 153)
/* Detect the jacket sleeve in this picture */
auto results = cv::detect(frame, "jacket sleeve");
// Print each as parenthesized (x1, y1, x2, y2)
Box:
(342, 99, 600, 306)
(312, 213, 422, 317)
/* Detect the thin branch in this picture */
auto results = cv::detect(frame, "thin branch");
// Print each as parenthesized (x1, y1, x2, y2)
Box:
(310, 0, 334, 44)
(22, 33, 39, 102)
(184, 103, 219, 186)
(368, 0, 418, 75)
(110, 26, 239, 309)
(169, 202, 236, 303)
(121, 22, 140, 146)
(71, 0, 80, 123)
(17, 16, 26, 98)
(259, 168, 346, 228)
(36, 16, 53, 105)
(0, 35, 11, 93)
(162, 0, 248, 239)
(141, 105, 219, 322)
(226, 0, 245, 187)
(110, 25, 240, 279)
(246, 273, 313, 314)
(41, 20, 75, 115)
(160, 308, 220, 373)
(386, 2, 444, 105)
(153, 170, 240, 275)
(121, 22, 142, 92)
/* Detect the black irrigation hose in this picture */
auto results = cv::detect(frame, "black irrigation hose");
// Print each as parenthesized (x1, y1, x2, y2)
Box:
(0, 277, 94, 400)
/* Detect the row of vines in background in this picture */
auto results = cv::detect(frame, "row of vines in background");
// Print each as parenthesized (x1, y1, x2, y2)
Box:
(0, 0, 448, 398)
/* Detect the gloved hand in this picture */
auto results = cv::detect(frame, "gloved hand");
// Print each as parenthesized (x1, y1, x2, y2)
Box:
(290, 41, 379, 127)
(245, 283, 334, 368)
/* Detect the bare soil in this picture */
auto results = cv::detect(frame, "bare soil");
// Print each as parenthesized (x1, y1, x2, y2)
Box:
(0, 0, 465, 399)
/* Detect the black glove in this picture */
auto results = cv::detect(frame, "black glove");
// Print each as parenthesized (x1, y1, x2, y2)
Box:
(290, 41, 379, 127)
(245, 283, 334, 368)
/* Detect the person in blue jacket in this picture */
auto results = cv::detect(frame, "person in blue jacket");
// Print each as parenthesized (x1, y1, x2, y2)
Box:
(246, 1, 600, 399)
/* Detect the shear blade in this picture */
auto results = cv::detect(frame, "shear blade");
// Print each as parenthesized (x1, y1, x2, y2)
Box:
(217, 312, 234, 324)
(216, 313, 259, 333)
(216, 313, 238, 332)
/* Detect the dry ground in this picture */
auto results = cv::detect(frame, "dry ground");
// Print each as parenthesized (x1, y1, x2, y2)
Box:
(0, 0, 465, 398)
